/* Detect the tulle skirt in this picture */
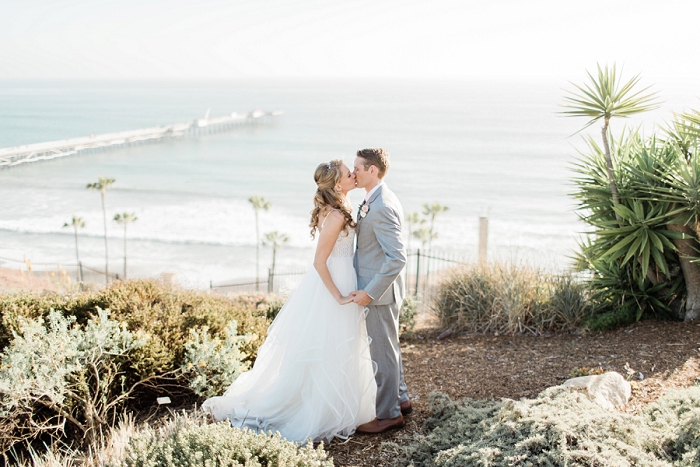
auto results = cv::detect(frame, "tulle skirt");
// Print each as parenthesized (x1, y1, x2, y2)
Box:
(202, 256, 377, 443)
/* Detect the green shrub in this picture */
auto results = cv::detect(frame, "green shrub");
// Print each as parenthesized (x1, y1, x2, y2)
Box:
(400, 296, 418, 338)
(262, 296, 286, 320)
(584, 308, 638, 332)
(0, 280, 273, 378)
(182, 322, 252, 398)
(0, 309, 144, 454)
(116, 411, 333, 467)
(432, 263, 593, 335)
(388, 385, 700, 467)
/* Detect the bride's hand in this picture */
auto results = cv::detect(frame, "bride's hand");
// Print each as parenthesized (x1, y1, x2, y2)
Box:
(337, 295, 354, 305)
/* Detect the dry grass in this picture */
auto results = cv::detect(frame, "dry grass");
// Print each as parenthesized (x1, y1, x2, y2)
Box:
(432, 262, 591, 335)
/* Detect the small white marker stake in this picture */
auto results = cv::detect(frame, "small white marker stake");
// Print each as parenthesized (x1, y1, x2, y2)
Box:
(157, 397, 171, 405)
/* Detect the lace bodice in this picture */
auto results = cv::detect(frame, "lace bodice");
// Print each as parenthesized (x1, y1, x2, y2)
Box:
(330, 228, 355, 258)
(320, 209, 355, 259)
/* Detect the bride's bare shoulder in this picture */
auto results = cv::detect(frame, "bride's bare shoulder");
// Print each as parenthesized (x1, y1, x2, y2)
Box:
(319, 207, 344, 229)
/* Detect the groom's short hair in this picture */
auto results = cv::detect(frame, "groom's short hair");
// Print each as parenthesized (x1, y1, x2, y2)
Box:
(357, 148, 390, 179)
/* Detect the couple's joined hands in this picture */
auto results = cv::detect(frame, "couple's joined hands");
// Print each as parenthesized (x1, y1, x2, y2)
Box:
(337, 290, 372, 306)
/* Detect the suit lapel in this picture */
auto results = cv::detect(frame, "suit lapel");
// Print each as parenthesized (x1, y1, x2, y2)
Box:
(366, 183, 385, 208)
(357, 184, 386, 233)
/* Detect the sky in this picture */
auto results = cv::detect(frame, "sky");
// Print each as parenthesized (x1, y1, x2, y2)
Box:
(0, 0, 699, 81)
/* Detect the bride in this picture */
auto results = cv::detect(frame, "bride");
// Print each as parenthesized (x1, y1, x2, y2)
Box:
(203, 159, 377, 443)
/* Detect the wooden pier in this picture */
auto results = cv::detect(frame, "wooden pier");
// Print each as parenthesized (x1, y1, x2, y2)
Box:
(0, 110, 283, 168)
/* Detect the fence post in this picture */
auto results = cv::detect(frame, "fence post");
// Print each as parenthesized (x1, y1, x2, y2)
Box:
(210, 280, 213, 289)
(425, 249, 431, 295)
(268, 268, 273, 294)
(479, 216, 489, 263)
(415, 249, 421, 296)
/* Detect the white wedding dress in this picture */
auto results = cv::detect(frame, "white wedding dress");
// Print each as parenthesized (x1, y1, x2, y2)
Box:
(202, 226, 377, 443)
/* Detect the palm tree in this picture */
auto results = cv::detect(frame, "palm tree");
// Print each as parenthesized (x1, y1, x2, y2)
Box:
(413, 227, 437, 250)
(422, 202, 449, 251)
(87, 177, 115, 284)
(63, 216, 85, 282)
(406, 212, 424, 252)
(249, 196, 271, 291)
(114, 212, 137, 280)
(561, 63, 660, 222)
(264, 231, 289, 293)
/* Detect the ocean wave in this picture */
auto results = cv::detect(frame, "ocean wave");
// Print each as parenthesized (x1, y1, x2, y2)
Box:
(0, 198, 314, 249)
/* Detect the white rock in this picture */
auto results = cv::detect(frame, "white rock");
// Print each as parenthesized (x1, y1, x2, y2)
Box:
(561, 371, 631, 410)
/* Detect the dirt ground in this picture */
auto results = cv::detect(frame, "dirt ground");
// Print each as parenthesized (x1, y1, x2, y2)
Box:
(326, 319, 700, 467)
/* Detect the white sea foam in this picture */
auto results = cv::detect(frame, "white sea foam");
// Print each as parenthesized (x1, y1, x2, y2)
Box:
(0, 198, 313, 249)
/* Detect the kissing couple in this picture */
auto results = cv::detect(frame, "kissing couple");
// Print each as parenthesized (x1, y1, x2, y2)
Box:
(203, 148, 412, 442)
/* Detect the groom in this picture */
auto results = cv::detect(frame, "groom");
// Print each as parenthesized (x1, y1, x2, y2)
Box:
(351, 148, 411, 434)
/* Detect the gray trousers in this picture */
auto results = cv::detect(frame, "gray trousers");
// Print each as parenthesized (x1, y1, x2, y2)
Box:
(366, 302, 409, 419)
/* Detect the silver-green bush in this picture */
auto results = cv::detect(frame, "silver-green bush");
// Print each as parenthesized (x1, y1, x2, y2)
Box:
(117, 412, 333, 467)
(388, 385, 700, 466)
(0, 308, 144, 453)
(644, 386, 700, 465)
(182, 321, 252, 398)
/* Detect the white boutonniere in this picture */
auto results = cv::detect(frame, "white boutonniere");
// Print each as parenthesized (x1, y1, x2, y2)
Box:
(359, 203, 369, 218)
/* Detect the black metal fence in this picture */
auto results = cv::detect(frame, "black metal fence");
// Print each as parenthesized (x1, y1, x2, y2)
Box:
(405, 248, 470, 304)
(209, 248, 471, 298)
(1, 248, 472, 297)
(407, 249, 468, 291)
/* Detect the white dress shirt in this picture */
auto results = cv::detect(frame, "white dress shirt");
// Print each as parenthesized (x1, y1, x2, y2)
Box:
(364, 181, 384, 203)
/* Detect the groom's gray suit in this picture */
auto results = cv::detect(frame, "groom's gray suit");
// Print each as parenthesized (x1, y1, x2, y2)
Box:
(354, 183, 410, 419)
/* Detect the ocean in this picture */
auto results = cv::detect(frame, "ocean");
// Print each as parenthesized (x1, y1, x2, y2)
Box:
(0, 78, 692, 288)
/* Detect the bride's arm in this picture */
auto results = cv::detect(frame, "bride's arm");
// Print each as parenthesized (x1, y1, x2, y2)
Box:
(313, 211, 352, 305)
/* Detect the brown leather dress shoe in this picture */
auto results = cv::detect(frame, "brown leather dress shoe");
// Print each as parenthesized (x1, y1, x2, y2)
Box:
(356, 414, 404, 434)
(400, 399, 413, 416)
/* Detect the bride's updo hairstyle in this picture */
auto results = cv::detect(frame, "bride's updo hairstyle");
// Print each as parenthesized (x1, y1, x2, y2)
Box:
(309, 159, 356, 239)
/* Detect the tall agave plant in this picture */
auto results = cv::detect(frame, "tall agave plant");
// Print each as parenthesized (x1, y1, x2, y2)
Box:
(640, 136, 700, 320)
(565, 66, 700, 322)
(572, 133, 686, 320)
(562, 64, 660, 222)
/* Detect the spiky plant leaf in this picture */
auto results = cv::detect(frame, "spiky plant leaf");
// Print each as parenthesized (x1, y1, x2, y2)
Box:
(561, 64, 661, 131)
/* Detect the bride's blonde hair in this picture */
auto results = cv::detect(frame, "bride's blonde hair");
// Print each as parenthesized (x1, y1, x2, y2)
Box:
(309, 159, 356, 239)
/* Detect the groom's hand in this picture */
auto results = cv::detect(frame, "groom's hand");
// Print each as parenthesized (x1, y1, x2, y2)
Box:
(352, 290, 372, 306)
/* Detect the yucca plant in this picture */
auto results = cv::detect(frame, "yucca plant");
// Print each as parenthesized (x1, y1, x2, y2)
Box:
(574, 237, 683, 325)
(563, 66, 700, 323)
(633, 138, 700, 320)
(666, 109, 700, 157)
(562, 63, 660, 221)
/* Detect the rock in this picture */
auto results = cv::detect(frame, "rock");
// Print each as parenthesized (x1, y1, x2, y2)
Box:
(561, 371, 631, 410)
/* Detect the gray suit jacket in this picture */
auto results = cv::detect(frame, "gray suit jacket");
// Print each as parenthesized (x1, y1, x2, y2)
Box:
(354, 184, 407, 306)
